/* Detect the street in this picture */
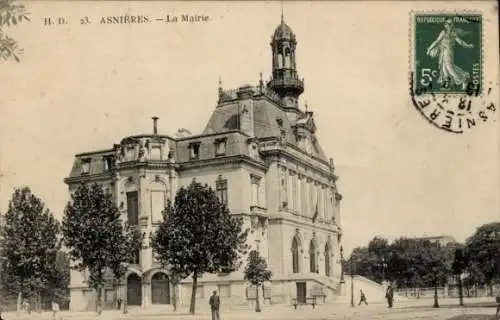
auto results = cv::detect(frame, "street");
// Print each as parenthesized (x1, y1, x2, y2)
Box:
(3, 299, 499, 320)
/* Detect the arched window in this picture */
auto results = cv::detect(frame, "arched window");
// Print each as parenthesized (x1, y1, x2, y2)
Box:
(151, 272, 170, 304)
(291, 236, 300, 273)
(325, 243, 331, 277)
(284, 47, 291, 68)
(309, 240, 317, 273)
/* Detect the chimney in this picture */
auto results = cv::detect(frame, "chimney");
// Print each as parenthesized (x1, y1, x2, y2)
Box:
(152, 116, 159, 134)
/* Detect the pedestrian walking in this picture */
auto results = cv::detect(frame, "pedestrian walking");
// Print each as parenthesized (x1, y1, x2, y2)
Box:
(209, 290, 220, 320)
(52, 301, 60, 320)
(385, 284, 394, 308)
(358, 289, 368, 306)
(495, 296, 499, 317)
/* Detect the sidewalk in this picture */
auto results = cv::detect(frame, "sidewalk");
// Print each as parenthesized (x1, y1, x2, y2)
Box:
(3, 297, 497, 320)
(2, 304, 352, 320)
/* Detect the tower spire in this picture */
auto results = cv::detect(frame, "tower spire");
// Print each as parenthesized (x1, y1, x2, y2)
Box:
(267, 14, 304, 109)
(281, 0, 284, 23)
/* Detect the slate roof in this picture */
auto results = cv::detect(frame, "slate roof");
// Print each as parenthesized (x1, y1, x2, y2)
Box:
(203, 96, 328, 162)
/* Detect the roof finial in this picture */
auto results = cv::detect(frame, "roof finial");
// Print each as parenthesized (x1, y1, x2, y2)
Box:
(152, 116, 159, 135)
(281, 0, 284, 23)
(218, 76, 223, 95)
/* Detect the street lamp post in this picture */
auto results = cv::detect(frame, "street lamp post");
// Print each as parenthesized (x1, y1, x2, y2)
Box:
(378, 257, 387, 284)
(340, 246, 345, 283)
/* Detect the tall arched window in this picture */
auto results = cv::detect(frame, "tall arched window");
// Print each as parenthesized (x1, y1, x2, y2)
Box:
(325, 242, 331, 277)
(291, 236, 300, 273)
(309, 240, 317, 273)
(284, 47, 291, 68)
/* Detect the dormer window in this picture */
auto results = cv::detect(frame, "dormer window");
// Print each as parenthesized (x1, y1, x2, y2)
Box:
(81, 158, 91, 175)
(188, 142, 201, 160)
(214, 138, 227, 156)
(103, 156, 114, 171)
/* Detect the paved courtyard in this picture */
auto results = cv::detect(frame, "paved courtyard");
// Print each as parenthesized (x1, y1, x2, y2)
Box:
(3, 299, 499, 320)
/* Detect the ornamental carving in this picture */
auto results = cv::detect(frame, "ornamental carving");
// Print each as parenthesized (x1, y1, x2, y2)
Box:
(249, 213, 268, 234)
(137, 139, 149, 161)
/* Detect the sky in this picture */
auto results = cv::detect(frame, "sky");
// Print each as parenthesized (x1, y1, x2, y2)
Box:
(0, 1, 499, 255)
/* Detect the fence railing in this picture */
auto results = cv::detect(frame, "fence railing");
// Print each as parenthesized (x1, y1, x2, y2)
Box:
(218, 85, 283, 106)
(394, 285, 500, 299)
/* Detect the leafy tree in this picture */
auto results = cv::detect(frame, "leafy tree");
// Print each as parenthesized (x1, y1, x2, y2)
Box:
(387, 238, 421, 290)
(367, 236, 390, 283)
(463, 261, 485, 297)
(344, 237, 392, 284)
(243, 250, 272, 312)
(452, 246, 467, 306)
(151, 181, 249, 314)
(465, 222, 500, 296)
(345, 247, 371, 277)
(0, 0, 30, 62)
(419, 241, 451, 308)
(62, 183, 143, 314)
(0, 187, 61, 314)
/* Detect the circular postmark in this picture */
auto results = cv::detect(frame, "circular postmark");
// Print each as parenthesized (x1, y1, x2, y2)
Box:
(410, 12, 496, 134)
(410, 77, 496, 134)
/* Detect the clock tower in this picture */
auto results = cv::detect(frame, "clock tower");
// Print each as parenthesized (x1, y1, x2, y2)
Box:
(267, 15, 305, 109)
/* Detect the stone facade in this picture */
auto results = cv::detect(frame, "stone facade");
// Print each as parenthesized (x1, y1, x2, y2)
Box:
(64, 18, 344, 311)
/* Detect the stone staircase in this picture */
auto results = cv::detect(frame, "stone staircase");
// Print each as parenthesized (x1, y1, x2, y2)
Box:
(337, 275, 408, 303)
(273, 273, 342, 303)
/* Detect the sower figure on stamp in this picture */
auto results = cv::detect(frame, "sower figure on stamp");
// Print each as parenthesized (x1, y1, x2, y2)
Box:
(358, 289, 368, 306)
(426, 19, 474, 90)
(209, 290, 221, 320)
(385, 284, 394, 308)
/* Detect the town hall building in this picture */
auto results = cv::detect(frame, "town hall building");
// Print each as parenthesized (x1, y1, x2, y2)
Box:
(64, 17, 344, 311)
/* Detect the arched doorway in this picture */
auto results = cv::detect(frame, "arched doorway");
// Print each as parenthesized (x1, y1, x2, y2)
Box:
(291, 236, 300, 273)
(151, 272, 170, 304)
(309, 240, 317, 273)
(325, 243, 331, 277)
(127, 273, 142, 306)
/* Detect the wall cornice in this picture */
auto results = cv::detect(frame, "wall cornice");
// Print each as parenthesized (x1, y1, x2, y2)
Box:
(178, 155, 268, 172)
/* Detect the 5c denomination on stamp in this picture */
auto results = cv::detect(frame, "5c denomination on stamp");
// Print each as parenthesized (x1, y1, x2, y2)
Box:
(410, 12, 495, 134)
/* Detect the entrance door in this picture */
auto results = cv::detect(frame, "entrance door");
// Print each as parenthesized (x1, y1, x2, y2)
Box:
(151, 273, 170, 304)
(127, 274, 142, 306)
(296, 282, 307, 304)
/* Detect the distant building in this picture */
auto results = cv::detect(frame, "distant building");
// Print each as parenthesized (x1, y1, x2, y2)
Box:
(414, 235, 458, 247)
(64, 17, 343, 311)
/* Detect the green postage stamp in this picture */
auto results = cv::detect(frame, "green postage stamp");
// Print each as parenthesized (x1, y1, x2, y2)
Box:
(410, 12, 495, 134)
(413, 14, 482, 95)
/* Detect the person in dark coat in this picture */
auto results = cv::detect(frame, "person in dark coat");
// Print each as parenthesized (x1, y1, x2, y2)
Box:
(209, 290, 220, 320)
(495, 296, 499, 317)
(358, 289, 368, 306)
(385, 284, 394, 308)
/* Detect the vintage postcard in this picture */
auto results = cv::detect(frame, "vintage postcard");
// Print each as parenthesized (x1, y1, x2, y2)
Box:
(0, 1, 499, 320)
